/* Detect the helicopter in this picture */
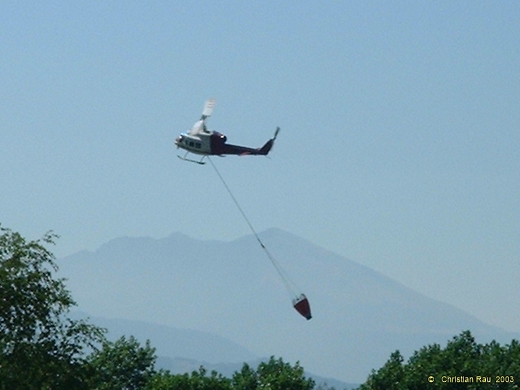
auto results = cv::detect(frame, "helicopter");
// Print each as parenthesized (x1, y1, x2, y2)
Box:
(175, 99, 280, 164)
(174, 100, 311, 320)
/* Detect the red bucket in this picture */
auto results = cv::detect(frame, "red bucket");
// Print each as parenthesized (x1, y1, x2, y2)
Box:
(293, 294, 312, 320)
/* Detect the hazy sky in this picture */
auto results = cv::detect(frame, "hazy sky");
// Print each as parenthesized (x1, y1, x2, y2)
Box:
(2, 2, 519, 332)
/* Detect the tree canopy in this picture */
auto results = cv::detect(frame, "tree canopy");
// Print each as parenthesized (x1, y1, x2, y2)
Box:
(0, 226, 104, 389)
(146, 357, 316, 390)
(358, 330, 519, 390)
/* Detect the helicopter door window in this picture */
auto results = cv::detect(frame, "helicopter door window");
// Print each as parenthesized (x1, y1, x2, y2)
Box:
(195, 142, 201, 149)
(189, 141, 194, 147)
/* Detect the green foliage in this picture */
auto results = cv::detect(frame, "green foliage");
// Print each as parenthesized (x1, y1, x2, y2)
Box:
(87, 335, 157, 389)
(230, 363, 257, 390)
(358, 330, 520, 390)
(359, 351, 405, 390)
(147, 357, 316, 390)
(147, 366, 231, 390)
(251, 356, 315, 390)
(0, 226, 105, 389)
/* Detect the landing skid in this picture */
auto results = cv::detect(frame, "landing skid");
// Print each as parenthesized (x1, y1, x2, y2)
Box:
(177, 153, 206, 165)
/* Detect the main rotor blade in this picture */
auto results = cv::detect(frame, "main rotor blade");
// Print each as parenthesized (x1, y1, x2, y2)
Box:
(201, 99, 216, 119)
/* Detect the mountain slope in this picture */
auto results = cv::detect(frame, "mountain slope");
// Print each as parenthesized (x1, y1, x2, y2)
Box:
(58, 228, 518, 383)
(72, 314, 257, 364)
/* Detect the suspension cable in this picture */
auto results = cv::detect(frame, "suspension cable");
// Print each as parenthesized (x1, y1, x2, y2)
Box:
(207, 157, 299, 297)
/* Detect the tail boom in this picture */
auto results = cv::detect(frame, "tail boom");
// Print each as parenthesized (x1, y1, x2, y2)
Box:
(212, 127, 280, 156)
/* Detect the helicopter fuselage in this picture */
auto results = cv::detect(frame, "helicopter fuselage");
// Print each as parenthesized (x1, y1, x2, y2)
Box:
(175, 131, 228, 156)
(175, 100, 279, 163)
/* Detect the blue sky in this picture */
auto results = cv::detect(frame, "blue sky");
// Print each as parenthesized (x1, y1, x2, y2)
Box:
(2, 1, 519, 332)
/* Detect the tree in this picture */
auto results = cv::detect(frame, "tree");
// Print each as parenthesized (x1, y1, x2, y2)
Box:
(146, 357, 317, 390)
(87, 335, 157, 390)
(0, 226, 105, 389)
(359, 351, 405, 390)
(231, 356, 315, 390)
(358, 331, 520, 390)
(147, 366, 231, 390)
(230, 363, 257, 390)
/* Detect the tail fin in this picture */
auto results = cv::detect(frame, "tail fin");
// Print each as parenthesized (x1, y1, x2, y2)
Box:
(258, 127, 280, 155)
(259, 139, 274, 155)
